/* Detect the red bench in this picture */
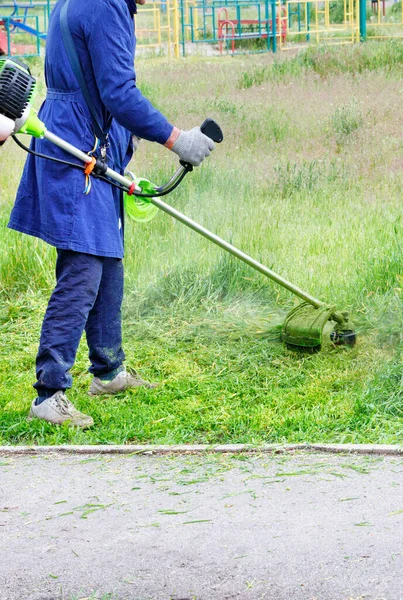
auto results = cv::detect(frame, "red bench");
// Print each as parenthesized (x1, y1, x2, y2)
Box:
(217, 7, 286, 54)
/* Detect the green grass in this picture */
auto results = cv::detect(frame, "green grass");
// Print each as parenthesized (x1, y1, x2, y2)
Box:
(1, 43, 403, 446)
(238, 39, 403, 87)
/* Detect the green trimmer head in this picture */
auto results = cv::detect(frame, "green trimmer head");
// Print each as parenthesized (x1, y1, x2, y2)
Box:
(282, 302, 356, 351)
(283, 303, 336, 349)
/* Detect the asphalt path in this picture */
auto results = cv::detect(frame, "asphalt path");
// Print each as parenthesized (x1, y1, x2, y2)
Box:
(1, 451, 402, 600)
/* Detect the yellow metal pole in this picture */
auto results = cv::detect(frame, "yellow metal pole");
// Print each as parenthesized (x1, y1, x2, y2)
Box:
(174, 0, 181, 58)
(167, 0, 172, 57)
(194, 0, 199, 41)
(173, 0, 180, 57)
(153, 3, 157, 30)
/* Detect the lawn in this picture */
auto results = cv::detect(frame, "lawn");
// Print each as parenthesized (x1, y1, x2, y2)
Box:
(1, 42, 403, 445)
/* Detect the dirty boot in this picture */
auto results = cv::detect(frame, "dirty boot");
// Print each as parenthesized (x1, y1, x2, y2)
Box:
(88, 367, 158, 396)
(28, 391, 94, 428)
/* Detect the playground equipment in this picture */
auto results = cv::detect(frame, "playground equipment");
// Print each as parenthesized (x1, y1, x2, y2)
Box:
(0, 57, 356, 350)
(364, 0, 403, 40)
(0, 16, 43, 57)
(0, 0, 50, 57)
(179, 0, 403, 53)
(135, 0, 180, 57)
(0, 0, 52, 29)
(283, 0, 357, 47)
(1, 0, 403, 60)
(217, 5, 286, 54)
(180, 0, 283, 53)
(180, 0, 359, 53)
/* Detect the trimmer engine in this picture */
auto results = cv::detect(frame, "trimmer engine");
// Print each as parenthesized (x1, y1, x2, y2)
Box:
(0, 58, 42, 144)
(0, 58, 45, 146)
(0, 58, 36, 120)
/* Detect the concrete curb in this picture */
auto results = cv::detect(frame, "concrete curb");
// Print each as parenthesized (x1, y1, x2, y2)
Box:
(1, 443, 403, 456)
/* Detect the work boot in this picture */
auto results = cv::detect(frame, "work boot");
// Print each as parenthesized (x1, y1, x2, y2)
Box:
(28, 391, 94, 428)
(88, 367, 158, 396)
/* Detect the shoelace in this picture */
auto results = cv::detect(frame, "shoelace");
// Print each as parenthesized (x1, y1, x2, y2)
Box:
(54, 394, 72, 416)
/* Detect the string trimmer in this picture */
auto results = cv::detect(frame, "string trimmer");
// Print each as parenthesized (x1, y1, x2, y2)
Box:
(0, 58, 356, 350)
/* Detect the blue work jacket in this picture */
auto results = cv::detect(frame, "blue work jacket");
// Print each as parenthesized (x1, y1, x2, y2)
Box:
(8, 0, 173, 258)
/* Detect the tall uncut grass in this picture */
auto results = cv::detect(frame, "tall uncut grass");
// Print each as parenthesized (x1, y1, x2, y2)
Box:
(238, 39, 403, 87)
(1, 42, 403, 445)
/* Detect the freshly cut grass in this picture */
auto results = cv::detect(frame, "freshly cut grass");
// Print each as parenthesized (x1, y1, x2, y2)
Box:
(1, 43, 403, 445)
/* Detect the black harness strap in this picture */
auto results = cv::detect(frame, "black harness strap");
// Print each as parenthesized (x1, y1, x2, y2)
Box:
(59, 0, 112, 153)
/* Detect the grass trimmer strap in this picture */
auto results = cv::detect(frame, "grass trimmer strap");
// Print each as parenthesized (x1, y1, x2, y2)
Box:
(59, 0, 112, 149)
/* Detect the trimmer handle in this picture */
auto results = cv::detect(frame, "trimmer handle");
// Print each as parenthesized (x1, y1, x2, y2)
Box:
(180, 118, 223, 172)
(200, 118, 224, 143)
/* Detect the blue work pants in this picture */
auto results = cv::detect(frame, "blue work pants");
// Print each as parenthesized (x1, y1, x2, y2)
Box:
(34, 249, 125, 393)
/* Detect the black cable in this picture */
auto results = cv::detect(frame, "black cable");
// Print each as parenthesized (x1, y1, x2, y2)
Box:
(98, 168, 187, 198)
(12, 134, 84, 171)
(96, 175, 129, 193)
(152, 169, 188, 197)
(12, 134, 189, 198)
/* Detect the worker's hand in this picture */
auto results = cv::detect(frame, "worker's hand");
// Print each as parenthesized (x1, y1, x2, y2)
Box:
(137, 0, 146, 5)
(170, 127, 215, 167)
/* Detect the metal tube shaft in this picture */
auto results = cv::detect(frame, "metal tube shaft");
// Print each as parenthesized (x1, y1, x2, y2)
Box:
(156, 165, 186, 192)
(147, 196, 325, 309)
(44, 130, 93, 164)
(44, 130, 142, 192)
(44, 129, 324, 309)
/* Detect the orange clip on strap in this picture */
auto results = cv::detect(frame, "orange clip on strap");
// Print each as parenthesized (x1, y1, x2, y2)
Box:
(84, 156, 96, 176)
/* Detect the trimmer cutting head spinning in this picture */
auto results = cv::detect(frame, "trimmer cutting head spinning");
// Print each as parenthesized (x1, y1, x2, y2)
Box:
(0, 58, 356, 351)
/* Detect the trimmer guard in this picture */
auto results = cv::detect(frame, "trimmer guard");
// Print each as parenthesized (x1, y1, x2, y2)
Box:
(282, 302, 336, 349)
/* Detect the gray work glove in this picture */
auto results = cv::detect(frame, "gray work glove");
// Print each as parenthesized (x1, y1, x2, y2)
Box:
(171, 127, 215, 167)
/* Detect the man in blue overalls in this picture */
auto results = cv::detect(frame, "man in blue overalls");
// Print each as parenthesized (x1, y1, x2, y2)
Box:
(8, 0, 214, 428)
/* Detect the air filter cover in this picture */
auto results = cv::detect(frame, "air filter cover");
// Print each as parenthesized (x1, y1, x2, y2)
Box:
(0, 58, 36, 121)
